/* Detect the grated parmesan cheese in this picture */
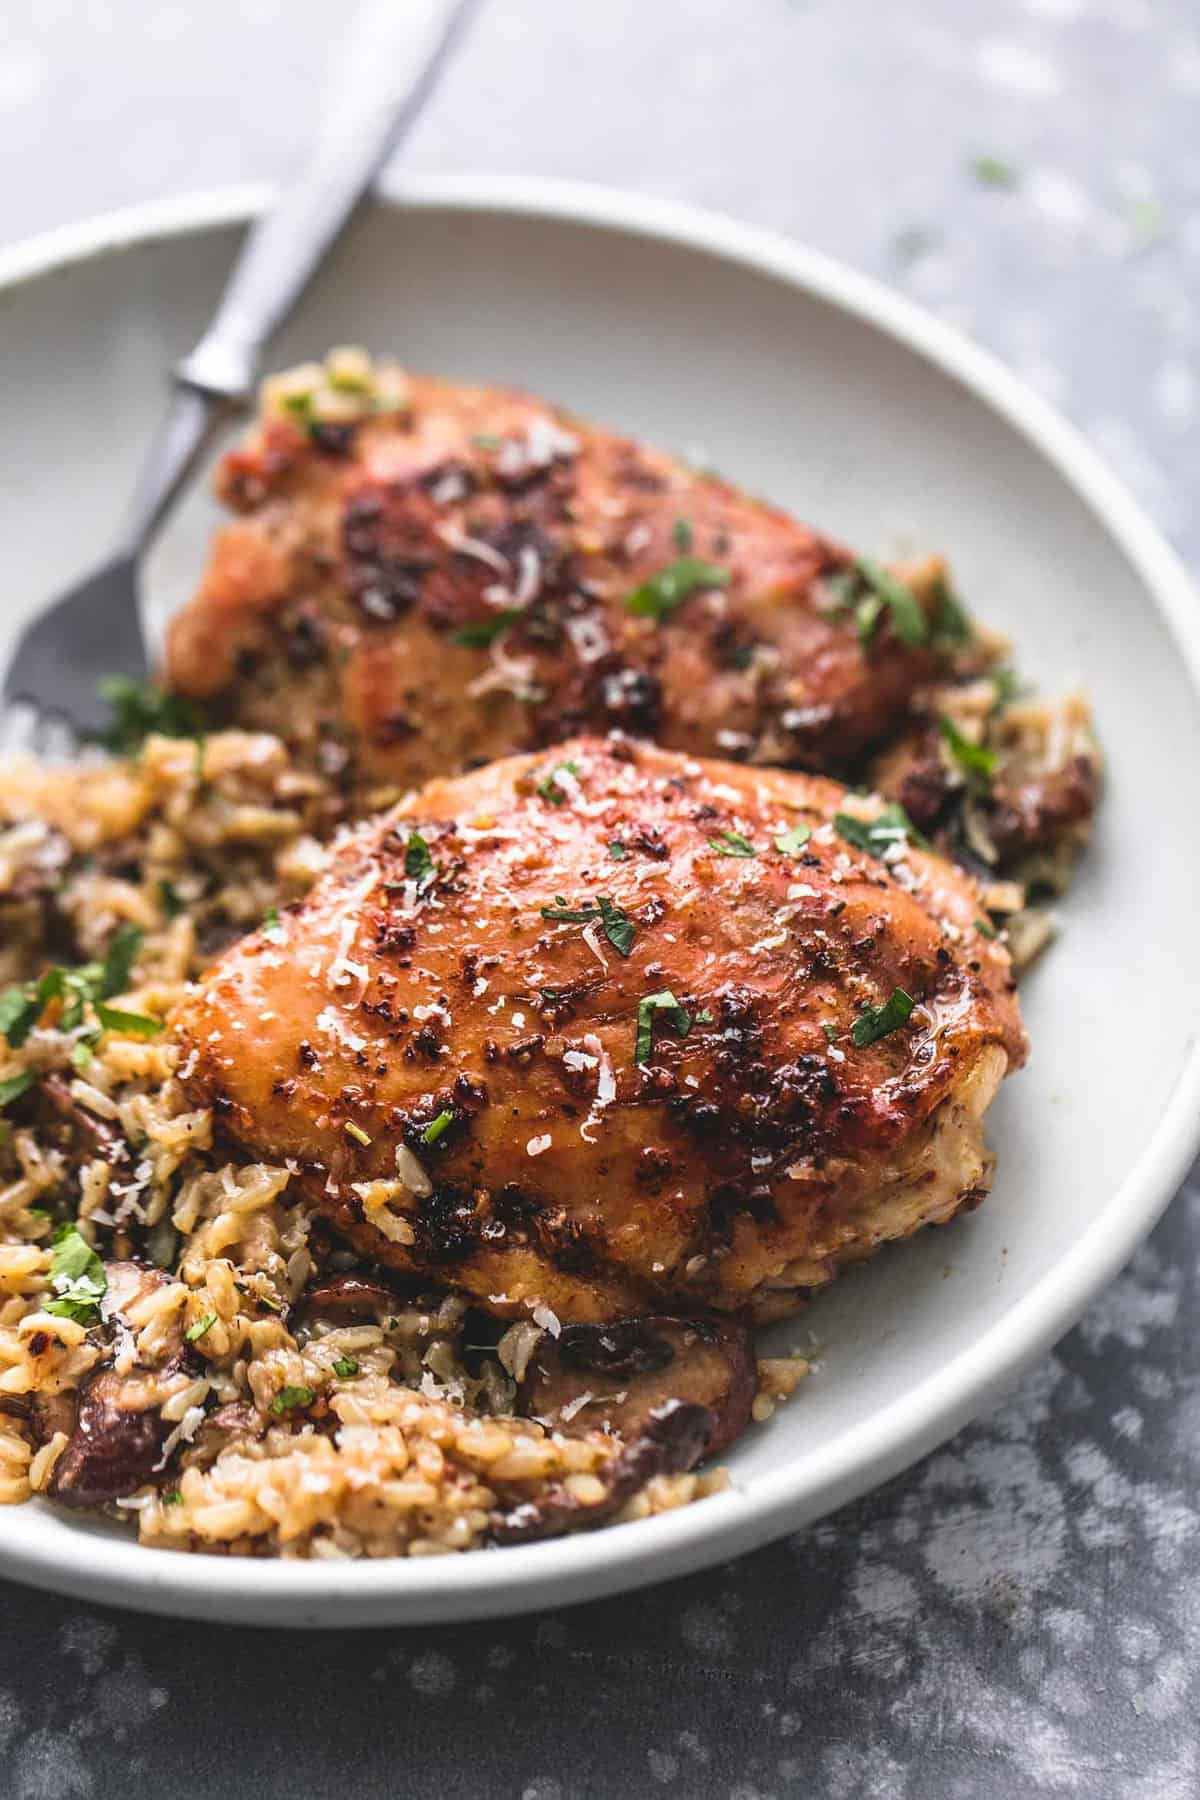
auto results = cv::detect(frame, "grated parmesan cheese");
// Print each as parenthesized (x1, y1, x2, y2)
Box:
(394, 1145, 433, 1197)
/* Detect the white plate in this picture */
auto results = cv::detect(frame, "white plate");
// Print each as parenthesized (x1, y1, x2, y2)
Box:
(1, 177, 1198, 1627)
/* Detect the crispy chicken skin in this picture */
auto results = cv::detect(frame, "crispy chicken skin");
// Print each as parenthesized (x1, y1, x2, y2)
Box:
(172, 736, 1025, 1325)
(166, 369, 951, 793)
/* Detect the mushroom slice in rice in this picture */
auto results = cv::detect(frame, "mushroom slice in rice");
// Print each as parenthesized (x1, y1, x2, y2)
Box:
(38, 1262, 191, 1509)
(521, 1315, 757, 1459)
(488, 1314, 755, 1545)
(488, 1397, 715, 1546)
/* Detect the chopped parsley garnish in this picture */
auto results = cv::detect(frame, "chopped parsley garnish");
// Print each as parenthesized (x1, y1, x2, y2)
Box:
(971, 154, 1020, 189)
(635, 989, 700, 1065)
(0, 978, 62, 1049)
(855, 592, 884, 644)
(535, 760, 580, 805)
(672, 518, 694, 552)
(540, 895, 634, 958)
(625, 557, 731, 622)
(975, 916, 998, 940)
(263, 907, 281, 934)
(608, 839, 628, 861)
(96, 677, 202, 756)
(708, 830, 757, 858)
(597, 896, 634, 957)
(990, 668, 1021, 712)
(100, 923, 143, 999)
(344, 1121, 372, 1147)
(855, 560, 928, 647)
(850, 987, 915, 1048)
(821, 1021, 839, 1043)
(282, 390, 315, 427)
(185, 1313, 217, 1343)
(163, 1491, 184, 1506)
(333, 1357, 360, 1379)
(540, 897, 590, 922)
(931, 577, 972, 646)
(0, 925, 155, 1051)
(452, 609, 520, 648)
(403, 831, 436, 884)
(0, 1071, 35, 1110)
(422, 1110, 454, 1145)
(0, 986, 42, 1048)
(938, 715, 998, 786)
(93, 1003, 164, 1040)
(773, 824, 813, 856)
(834, 803, 927, 858)
(472, 432, 501, 451)
(327, 365, 371, 397)
(270, 1385, 314, 1415)
(44, 1223, 107, 1325)
(158, 879, 183, 919)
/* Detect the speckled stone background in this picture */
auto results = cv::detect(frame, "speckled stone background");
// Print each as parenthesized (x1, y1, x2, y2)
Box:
(1, 2, 1198, 1795)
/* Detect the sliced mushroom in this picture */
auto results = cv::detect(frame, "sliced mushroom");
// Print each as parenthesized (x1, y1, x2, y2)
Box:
(521, 1314, 756, 1459)
(2, 827, 70, 902)
(489, 1398, 713, 1546)
(488, 1313, 756, 1546)
(47, 1373, 173, 1510)
(207, 1400, 266, 1443)
(297, 1270, 421, 1323)
(36, 1073, 128, 1174)
(46, 1261, 192, 1510)
(26, 1389, 71, 1437)
(985, 755, 1098, 860)
(100, 1260, 178, 1329)
(889, 732, 954, 832)
(0, 829, 73, 961)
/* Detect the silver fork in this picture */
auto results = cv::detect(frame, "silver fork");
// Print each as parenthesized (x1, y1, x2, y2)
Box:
(1, 0, 481, 751)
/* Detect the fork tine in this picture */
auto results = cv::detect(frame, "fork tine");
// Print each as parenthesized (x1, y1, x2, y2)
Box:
(0, 704, 79, 764)
(37, 715, 80, 764)
(2, 555, 147, 740)
(0, 702, 41, 760)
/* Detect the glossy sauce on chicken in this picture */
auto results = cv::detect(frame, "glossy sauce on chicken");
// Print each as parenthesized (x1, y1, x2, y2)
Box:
(172, 736, 1026, 1325)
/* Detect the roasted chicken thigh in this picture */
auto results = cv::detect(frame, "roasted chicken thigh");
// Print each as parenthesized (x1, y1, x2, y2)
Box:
(166, 353, 961, 795)
(172, 736, 1026, 1325)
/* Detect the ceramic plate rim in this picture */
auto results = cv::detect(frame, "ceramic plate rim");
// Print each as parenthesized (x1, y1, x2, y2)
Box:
(1, 173, 1198, 1625)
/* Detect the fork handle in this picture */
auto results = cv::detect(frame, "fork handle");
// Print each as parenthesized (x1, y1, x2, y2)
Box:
(118, 0, 479, 558)
(117, 385, 226, 555)
(174, 0, 480, 403)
